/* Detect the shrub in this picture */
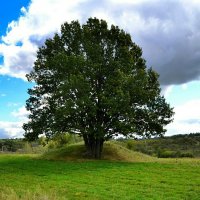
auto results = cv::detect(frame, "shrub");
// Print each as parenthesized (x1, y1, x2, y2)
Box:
(53, 133, 72, 147)
(23, 142, 33, 153)
(180, 152, 194, 158)
(38, 136, 47, 146)
(157, 150, 177, 158)
(47, 140, 57, 149)
(126, 140, 135, 150)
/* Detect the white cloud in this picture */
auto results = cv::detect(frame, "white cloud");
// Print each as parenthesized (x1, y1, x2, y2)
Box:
(0, 41, 37, 80)
(11, 106, 30, 121)
(2, 0, 87, 45)
(0, 106, 29, 138)
(109, 0, 151, 4)
(1, 0, 200, 85)
(181, 84, 188, 90)
(162, 85, 174, 98)
(0, 0, 88, 79)
(7, 102, 21, 107)
(0, 121, 24, 138)
(166, 99, 200, 135)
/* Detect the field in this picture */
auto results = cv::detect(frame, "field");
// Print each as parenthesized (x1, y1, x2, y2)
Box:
(0, 144, 200, 200)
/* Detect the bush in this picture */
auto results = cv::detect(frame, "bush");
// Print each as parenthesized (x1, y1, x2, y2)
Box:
(38, 136, 47, 146)
(46, 133, 83, 149)
(180, 152, 194, 158)
(157, 150, 194, 158)
(47, 140, 57, 149)
(126, 140, 135, 150)
(23, 142, 33, 153)
(53, 133, 72, 147)
(157, 150, 177, 158)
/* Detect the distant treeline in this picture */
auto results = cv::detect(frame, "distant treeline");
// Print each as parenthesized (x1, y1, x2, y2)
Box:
(168, 132, 200, 138)
(0, 133, 82, 153)
(121, 133, 200, 158)
(0, 139, 25, 152)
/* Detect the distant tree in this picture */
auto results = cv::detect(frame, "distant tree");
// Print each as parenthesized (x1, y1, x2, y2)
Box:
(0, 139, 24, 152)
(38, 136, 47, 147)
(23, 18, 174, 159)
(52, 133, 73, 147)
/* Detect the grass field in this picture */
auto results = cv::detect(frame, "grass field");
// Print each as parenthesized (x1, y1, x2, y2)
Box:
(0, 144, 200, 200)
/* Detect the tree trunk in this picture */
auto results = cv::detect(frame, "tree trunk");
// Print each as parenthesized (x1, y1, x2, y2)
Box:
(83, 135, 104, 159)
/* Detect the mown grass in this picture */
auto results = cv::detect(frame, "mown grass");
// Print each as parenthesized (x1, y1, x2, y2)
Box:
(0, 143, 200, 200)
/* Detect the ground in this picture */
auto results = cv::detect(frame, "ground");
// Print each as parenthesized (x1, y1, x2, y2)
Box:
(0, 142, 200, 200)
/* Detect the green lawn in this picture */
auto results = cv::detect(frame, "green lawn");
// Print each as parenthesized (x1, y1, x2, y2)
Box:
(0, 154, 200, 200)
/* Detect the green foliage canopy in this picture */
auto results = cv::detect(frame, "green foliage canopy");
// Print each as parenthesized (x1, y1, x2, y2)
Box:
(23, 18, 174, 158)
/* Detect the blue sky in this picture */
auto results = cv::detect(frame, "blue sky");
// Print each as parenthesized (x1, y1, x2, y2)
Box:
(0, 75, 32, 121)
(0, 0, 29, 35)
(1, 0, 200, 138)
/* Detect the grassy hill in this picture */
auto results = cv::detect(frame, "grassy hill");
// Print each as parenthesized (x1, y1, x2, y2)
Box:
(41, 142, 156, 162)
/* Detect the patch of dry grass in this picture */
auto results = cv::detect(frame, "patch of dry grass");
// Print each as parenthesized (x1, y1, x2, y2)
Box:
(0, 187, 58, 200)
(102, 142, 157, 162)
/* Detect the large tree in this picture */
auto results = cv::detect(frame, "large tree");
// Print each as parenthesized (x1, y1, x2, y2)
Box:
(23, 18, 174, 159)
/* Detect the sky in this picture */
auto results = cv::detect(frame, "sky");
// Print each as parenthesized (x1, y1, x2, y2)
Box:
(1, 0, 200, 138)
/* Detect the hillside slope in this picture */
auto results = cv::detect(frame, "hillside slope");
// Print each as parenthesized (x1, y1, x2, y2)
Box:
(41, 142, 157, 162)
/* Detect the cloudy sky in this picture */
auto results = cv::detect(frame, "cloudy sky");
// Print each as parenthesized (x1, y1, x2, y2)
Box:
(1, 0, 200, 138)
